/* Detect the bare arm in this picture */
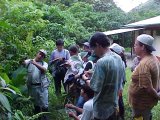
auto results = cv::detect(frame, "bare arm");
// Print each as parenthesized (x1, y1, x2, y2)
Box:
(65, 104, 83, 113)
(68, 112, 79, 120)
(31, 60, 47, 73)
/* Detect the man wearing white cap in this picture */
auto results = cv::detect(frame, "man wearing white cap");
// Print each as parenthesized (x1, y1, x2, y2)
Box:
(109, 43, 126, 120)
(24, 49, 49, 119)
(128, 34, 160, 120)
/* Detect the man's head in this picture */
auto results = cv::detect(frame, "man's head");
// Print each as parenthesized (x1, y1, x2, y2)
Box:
(89, 32, 110, 57)
(81, 85, 94, 100)
(83, 42, 90, 52)
(68, 45, 79, 56)
(134, 34, 155, 56)
(35, 49, 47, 61)
(56, 39, 64, 52)
(109, 43, 123, 55)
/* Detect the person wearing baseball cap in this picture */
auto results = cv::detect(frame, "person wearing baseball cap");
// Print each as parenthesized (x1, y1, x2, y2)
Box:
(24, 49, 49, 119)
(128, 34, 160, 120)
(39, 49, 47, 58)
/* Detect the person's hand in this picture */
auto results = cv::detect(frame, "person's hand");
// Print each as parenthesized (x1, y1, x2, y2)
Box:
(65, 104, 75, 109)
(84, 70, 93, 77)
(82, 74, 88, 80)
(118, 89, 123, 97)
(52, 57, 63, 63)
(31, 59, 36, 65)
(68, 112, 76, 118)
(63, 61, 71, 67)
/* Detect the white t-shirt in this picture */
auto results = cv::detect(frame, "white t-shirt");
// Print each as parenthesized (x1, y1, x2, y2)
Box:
(79, 99, 93, 120)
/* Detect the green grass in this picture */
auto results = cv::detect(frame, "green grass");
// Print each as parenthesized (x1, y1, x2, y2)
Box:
(123, 68, 160, 119)
(125, 47, 131, 52)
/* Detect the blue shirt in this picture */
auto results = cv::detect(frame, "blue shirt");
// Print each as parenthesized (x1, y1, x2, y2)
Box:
(49, 49, 70, 64)
(90, 51, 124, 119)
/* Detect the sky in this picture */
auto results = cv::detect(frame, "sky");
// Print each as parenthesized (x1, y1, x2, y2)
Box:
(113, 0, 149, 12)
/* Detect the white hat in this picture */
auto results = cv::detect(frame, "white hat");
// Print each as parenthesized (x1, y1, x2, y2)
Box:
(83, 42, 90, 47)
(137, 34, 156, 51)
(109, 43, 123, 54)
(39, 49, 47, 57)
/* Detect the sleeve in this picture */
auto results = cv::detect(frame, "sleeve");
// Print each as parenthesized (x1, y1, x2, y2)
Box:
(90, 61, 105, 93)
(24, 59, 31, 67)
(43, 62, 48, 70)
(74, 62, 84, 75)
(66, 50, 70, 60)
(80, 109, 92, 120)
(119, 61, 126, 90)
(80, 102, 93, 120)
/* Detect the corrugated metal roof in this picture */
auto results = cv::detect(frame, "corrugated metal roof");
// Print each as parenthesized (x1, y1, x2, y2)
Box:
(103, 28, 142, 35)
(124, 16, 160, 28)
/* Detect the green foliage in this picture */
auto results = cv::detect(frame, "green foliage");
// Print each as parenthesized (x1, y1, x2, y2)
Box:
(128, 0, 160, 22)
(0, 92, 11, 112)
(0, 65, 34, 119)
(1, 0, 160, 119)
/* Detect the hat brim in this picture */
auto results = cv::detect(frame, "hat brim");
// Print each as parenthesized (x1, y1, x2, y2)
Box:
(147, 45, 156, 51)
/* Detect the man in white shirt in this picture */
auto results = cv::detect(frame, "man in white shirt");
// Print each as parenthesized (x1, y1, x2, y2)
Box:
(65, 85, 94, 120)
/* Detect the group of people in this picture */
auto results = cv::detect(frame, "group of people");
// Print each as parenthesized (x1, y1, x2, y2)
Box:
(24, 32, 160, 120)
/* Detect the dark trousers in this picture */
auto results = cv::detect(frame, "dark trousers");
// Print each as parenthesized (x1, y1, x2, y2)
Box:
(119, 95, 125, 120)
(94, 111, 118, 120)
(54, 73, 66, 95)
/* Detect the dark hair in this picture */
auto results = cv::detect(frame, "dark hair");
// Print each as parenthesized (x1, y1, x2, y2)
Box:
(81, 85, 94, 99)
(139, 41, 152, 54)
(68, 45, 79, 53)
(89, 32, 110, 48)
(56, 39, 64, 46)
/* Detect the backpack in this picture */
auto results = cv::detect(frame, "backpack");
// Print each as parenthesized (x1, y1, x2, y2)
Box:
(54, 58, 67, 75)
(49, 49, 68, 75)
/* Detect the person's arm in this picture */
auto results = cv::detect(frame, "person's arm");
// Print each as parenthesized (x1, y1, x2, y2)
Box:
(65, 104, 83, 113)
(66, 50, 70, 60)
(31, 60, 48, 73)
(146, 87, 160, 100)
(68, 112, 79, 120)
(82, 74, 90, 86)
(90, 61, 105, 92)
(138, 63, 160, 100)
(49, 51, 62, 65)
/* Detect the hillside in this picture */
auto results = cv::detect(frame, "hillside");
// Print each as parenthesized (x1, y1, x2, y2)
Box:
(128, 0, 160, 22)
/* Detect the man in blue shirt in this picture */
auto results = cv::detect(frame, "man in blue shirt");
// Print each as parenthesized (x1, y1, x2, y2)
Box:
(89, 32, 124, 120)
(49, 39, 70, 95)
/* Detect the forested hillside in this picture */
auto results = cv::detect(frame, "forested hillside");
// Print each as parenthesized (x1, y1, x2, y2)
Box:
(128, 0, 160, 22)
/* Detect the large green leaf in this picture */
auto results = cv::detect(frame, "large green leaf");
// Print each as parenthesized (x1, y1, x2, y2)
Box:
(11, 66, 27, 87)
(0, 92, 11, 113)
(0, 73, 11, 84)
